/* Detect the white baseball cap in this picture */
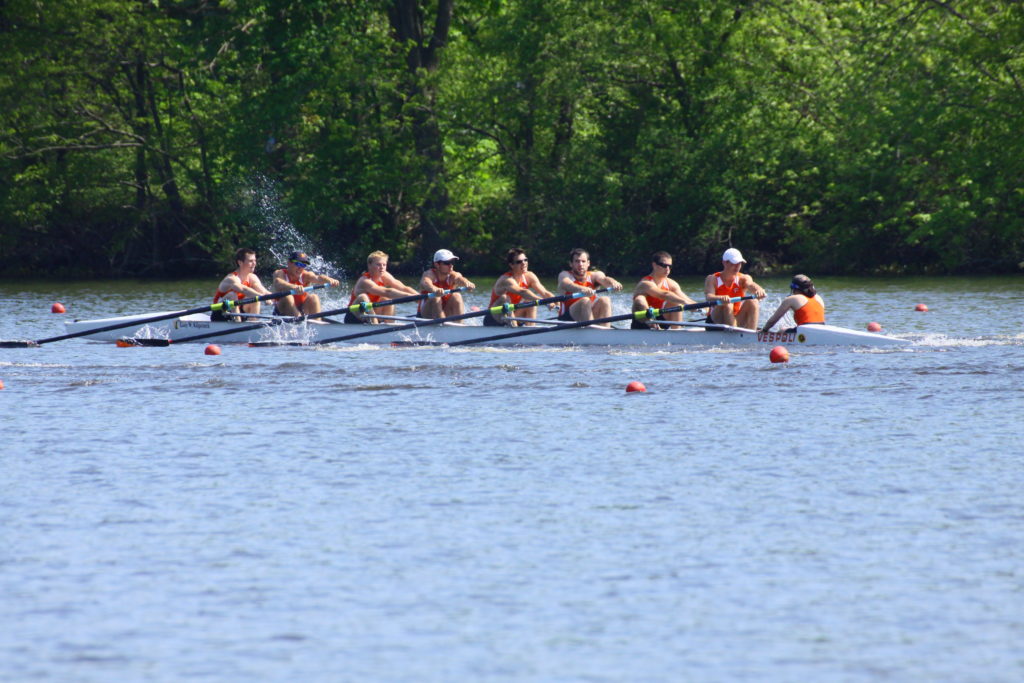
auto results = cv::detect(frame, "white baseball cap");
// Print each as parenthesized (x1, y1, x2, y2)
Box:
(722, 248, 746, 264)
(433, 248, 459, 262)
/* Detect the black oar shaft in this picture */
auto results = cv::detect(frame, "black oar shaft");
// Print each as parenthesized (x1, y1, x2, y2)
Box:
(308, 288, 611, 345)
(1, 288, 300, 348)
(169, 286, 468, 345)
(442, 296, 756, 347)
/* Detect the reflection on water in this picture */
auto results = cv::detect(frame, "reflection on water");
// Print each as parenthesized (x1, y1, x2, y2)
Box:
(1, 278, 1023, 681)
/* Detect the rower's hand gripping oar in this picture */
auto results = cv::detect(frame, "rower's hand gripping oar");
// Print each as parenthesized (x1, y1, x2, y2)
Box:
(432, 295, 758, 347)
(125, 286, 469, 346)
(0, 286, 323, 349)
(253, 287, 614, 347)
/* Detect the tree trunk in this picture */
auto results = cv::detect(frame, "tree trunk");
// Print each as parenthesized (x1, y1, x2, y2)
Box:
(388, 0, 453, 261)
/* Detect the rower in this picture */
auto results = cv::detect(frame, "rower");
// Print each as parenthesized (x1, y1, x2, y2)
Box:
(703, 248, 765, 330)
(345, 250, 420, 324)
(418, 249, 476, 319)
(212, 248, 272, 321)
(557, 248, 623, 326)
(761, 274, 826, 333)
(484, 248, 557, 327)
(271, 250, 340, 317)
(630, 251, 697, 329)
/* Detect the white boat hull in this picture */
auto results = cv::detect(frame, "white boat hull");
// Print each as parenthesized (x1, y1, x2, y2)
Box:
(65, 313, 912, 348)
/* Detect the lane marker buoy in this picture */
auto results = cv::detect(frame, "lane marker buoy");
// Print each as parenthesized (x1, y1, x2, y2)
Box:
(915, 303, 929, 312)
(867, 322, 882, 332)
(51, 302, 66, 314)
(204, 344, 222, 356)
(626, 381, 647, 393)
(769, 346, 790, 363)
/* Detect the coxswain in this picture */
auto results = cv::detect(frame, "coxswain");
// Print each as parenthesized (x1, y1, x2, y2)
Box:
(761, 274, 825, 333)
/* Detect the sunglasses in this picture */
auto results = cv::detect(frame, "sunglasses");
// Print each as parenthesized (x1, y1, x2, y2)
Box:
(513, 258, 528, 264)
(655, 261, 672, 268)
(290, 261, 309, 269)
(437, 260, 456, 265)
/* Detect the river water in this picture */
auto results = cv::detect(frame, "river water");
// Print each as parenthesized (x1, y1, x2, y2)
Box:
(2, 276, 1023, 682)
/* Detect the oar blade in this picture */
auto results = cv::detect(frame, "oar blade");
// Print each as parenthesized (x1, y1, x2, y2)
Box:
(0, 340, 40, 348)
(116, 338, 172, 347)
(248, 340, 309, 347)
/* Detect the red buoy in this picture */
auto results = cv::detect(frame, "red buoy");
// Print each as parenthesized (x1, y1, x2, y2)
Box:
(867, 322, 882, 332)
(769, 346, 790, 363)
(625, 381, 647, 393)
(204, 344, 222, 356)
(915, 303, 929, 312)
(51, 302, 66, 314)
(0, 379, 5, 390)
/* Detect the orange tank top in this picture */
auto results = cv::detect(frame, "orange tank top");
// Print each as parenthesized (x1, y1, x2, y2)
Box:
(490, 272, 529, 306)
(794, 295, 825, 325)
(640, 275, 670, 309)
(349, 272, 384, 305)
(281, 270, 308, 306)
(213, 271, 252, 304)
(418, 269, 454, 314)
(560, 272, 597, 316)
(713, 272, 745, 315)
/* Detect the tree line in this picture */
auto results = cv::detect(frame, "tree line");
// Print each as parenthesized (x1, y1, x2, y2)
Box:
(1, 0, 1021, 278)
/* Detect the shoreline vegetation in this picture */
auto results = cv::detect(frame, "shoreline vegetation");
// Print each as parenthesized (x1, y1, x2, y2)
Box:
(2, 2, 1022, 279)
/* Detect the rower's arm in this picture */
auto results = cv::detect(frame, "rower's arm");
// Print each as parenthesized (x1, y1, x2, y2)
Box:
(419, 272, 445, 293)
(528, 274, 555, 299)
(594, 272, 623, 292)
(761, 296, 796, 331)
(383, 274, 419, 295)
(558, 271, 590, 294)
(247, 274, 271, 295)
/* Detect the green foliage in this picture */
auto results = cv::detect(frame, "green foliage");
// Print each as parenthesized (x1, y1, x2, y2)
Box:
(1, 0, 1021, 278)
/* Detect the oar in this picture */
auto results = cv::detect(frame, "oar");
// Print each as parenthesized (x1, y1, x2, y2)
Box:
(434, 295, 758, 347)
(0, 286, 328, 349)
(252, 287, 613, 347)
(125, 286, 469, 346)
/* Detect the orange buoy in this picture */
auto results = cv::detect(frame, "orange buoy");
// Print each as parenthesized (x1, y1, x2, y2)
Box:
(51, 302, 66, 314)
(0, 379, 5, 390)
(867, 322, 882, 332)
(915, 303, 929, 312)
(625, 381, 647, 393)
(204, 344, 222, 356)
(769, 346, 790, 363)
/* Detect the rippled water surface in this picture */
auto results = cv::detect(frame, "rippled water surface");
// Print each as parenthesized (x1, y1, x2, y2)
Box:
(2, 276, 1023, 681)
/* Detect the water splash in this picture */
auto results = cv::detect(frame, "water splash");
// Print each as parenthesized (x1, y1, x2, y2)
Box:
(229, 175, 350, 306)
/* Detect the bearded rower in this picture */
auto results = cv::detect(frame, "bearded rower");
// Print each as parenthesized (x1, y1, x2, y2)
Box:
(557, 248, 623, 326)
(631, 251, 697, 329)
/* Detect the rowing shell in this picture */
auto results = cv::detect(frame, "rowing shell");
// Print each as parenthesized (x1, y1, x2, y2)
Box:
(63, 312, 912, 347)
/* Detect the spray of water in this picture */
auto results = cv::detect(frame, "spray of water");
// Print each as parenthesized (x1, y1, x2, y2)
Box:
(230, 174, 350, 307)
